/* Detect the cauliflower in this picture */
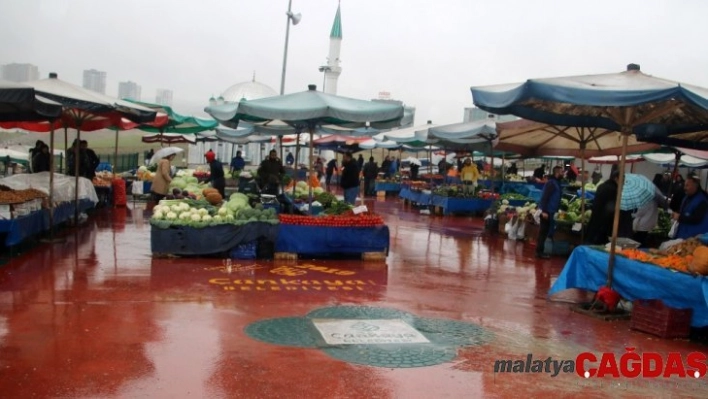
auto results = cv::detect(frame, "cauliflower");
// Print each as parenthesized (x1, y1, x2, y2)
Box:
(152, 211, 164, 220)
(166, 212, 177, 220)
(201, 214, 212, 222)
(502, 199, 510, 205)
(179, 212, 192, 220)
(198, 208, 209, 216)
(180, 202, 190, 212)
(190, 214, 201, 222)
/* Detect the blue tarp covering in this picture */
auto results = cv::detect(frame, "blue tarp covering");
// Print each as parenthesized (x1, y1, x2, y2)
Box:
(275, 225, 389, 255)
(549, 246, 708, 327)
(150, 222, 279, 255)
(399, 187, 432, 205)
(0, 200, 94, 246)
(430, 195, 493, 215)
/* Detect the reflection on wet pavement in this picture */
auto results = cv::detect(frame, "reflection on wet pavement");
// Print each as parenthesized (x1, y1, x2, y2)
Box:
(0, 198, 705, 398)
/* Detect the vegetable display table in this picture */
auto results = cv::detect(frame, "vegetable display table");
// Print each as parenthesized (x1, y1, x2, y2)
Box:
(430, 195, 493, 215)
(374, 182, 401, 193)
(150, 222, 279, 256)
(549, 246, 708, 327)
(275, 224, 390, 259)
(0, 199, 94, 246)
(398, 187, 432, 206)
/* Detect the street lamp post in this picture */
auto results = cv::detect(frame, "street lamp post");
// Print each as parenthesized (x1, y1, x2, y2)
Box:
(279, 0, 301, 161)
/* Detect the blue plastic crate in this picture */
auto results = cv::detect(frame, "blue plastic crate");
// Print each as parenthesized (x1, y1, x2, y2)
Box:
(230, 240, 257, 259)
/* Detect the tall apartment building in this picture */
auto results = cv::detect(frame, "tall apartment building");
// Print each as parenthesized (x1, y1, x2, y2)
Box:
(155, 89, 173, 106)
(82, 69, 107, 94)
(118, 81, 141, 100)
(1, 63, 39, 82)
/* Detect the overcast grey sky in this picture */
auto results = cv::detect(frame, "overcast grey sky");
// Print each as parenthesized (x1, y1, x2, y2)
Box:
(3, 0, 708, 125)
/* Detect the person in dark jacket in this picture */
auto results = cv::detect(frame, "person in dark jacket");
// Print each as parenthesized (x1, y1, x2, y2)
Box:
(674, 175, 708, 239)
(363, 157, 379, 196)
(584, 171, 633, 245)
(32, 144, 51, 173)
(230, 151, 245, 174)
(669, 174, 686, 213)
(325, 158, 338, 191)
(205, 151, 226, 197)
(536, 166, 563, 258)
(357, 154, 364, 170)
(257, 150, 285, 195)
(81, 140, 99, 179)
(29, 140, 44, 172)
(410, 162, 420, 180)
(380, 156, 392, 178)
(340, 152, 360, 205)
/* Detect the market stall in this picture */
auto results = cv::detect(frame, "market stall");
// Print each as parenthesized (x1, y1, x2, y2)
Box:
(549, 244, 708, 327)
(276, 214, 389, 259)
(149, 192, 279, 256)
(0, 172, 98, 246)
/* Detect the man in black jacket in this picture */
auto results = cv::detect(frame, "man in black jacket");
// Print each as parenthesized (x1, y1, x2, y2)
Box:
(340, 152, 360, 205)
(584, 171, 633, 244)
(363, 157, 379, 196)
(258, 150, 285, 195)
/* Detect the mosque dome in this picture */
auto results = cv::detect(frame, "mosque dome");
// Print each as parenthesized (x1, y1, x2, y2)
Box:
(221, 77, 277, 102)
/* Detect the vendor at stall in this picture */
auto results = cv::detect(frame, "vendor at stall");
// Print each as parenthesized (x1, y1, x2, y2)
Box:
(258, 150, 285, 195)
(205, 151, 225, 198)
(633, 187, 668, 247)
(230, 151, 245, 175)
(532, 165, 546, 182)
(673, 175, 708, 239)
(460, 158, 479, 196)
(535, 165, 563, 259)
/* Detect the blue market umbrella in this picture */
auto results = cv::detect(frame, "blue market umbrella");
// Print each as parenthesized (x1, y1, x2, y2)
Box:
(472, 63, 708, 289)
(620, 174, 655, 211)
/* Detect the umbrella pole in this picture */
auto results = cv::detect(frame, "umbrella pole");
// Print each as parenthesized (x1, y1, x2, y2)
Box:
(64, 126, 68, 173)
(41, 122, 63, 243)
(293, 134, 300, 198)
(308, 128, 314, 213)
(580, 145, 586, 242)
(74, 128, 81, 224)
(606, 131, 630, 288)
(667, 151, 680, 199)
(114, 128, 119, 172)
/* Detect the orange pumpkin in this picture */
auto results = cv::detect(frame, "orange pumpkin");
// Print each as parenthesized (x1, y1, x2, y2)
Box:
(689, 246, 708, 275)
(202, 188, 218, 197)
(205, 192, 223, 205)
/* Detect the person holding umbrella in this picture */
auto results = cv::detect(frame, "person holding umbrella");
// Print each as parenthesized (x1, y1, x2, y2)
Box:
(535, 166, 563, 259)
(151, 153, 176, 202)
(205, 151, 225, 198)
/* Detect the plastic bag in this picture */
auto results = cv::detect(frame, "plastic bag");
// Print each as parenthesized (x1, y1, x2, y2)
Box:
(668, 220, 679, 239)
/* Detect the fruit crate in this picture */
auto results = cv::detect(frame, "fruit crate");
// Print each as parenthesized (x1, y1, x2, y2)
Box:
(630, 299, 692, 339)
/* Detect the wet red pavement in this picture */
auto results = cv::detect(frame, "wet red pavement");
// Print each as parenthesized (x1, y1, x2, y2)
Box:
(0, 197, 706, 398)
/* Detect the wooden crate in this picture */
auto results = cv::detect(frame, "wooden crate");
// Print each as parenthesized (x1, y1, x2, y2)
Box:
(630, 299, 692, 339)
